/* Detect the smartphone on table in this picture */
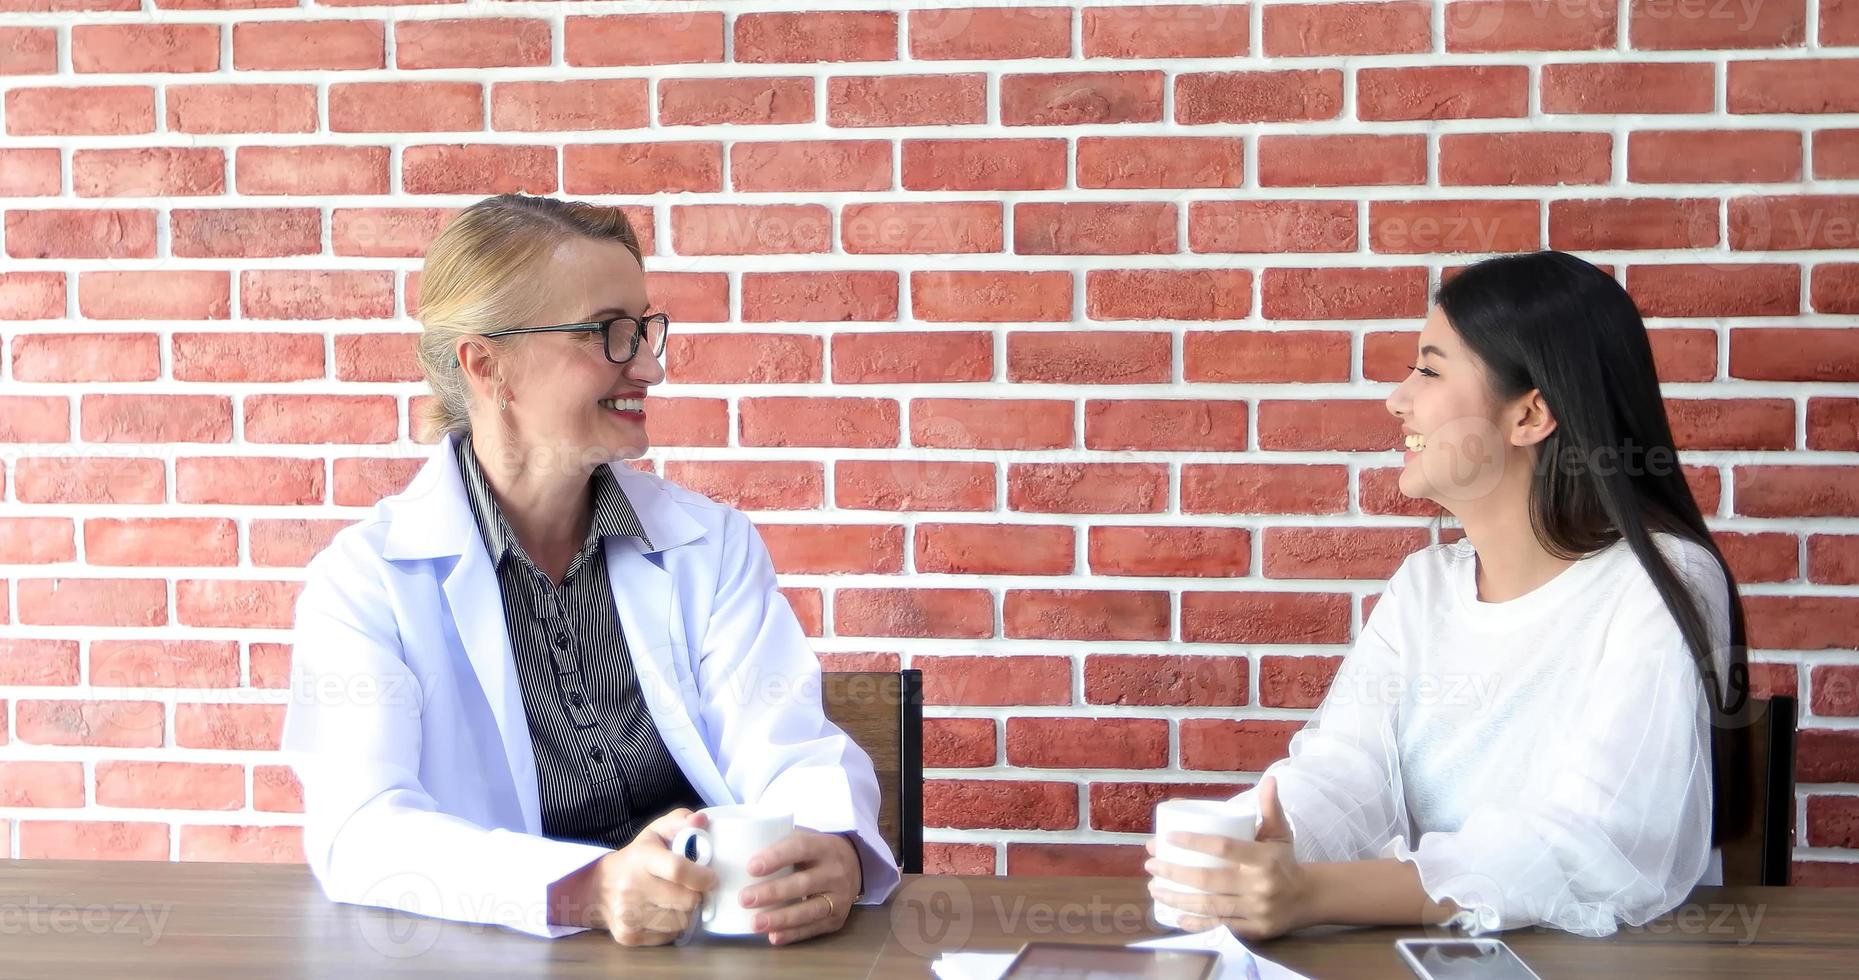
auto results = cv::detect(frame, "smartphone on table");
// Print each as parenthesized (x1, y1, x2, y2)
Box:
(1395, 937, 1542, 980)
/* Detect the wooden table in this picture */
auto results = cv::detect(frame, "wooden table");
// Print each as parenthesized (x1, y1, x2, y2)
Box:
(1, 860, 1854, 977)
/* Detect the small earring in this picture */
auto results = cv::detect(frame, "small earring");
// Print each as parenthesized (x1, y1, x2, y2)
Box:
(498, 395, 508, 411)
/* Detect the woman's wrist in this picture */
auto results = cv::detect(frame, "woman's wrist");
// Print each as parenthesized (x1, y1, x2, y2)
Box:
(1290, 861, 1329, 932)
(547, 854, 607, 927)
(1298, 859, 1457, 929)
(1304, 861, 1373, 929)
(833, 831, 864, 900)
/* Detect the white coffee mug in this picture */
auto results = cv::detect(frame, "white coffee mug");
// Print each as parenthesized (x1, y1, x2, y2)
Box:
(1151, 797, 1258, 930)
(669, 804, 797, 936)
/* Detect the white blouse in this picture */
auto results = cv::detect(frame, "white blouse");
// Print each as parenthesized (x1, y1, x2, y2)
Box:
(1227, 532, 1731, 937)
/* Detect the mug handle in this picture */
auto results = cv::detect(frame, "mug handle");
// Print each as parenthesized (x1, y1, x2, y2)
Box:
(670, 826, 716, 925)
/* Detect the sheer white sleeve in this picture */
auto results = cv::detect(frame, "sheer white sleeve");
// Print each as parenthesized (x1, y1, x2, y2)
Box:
(1226, 561, 1412, 864)
(1383, 545, 1726, 937)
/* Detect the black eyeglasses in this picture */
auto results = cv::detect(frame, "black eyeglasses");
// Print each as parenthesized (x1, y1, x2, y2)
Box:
(483, 312, 670, 365)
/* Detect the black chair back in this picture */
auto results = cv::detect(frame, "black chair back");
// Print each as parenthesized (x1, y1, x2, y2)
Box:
(821, 669, 924, 875)
(1721, 694, 1795, 886)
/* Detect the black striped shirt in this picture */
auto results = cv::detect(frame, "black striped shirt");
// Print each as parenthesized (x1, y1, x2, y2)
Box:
(454, 434, 704, 850)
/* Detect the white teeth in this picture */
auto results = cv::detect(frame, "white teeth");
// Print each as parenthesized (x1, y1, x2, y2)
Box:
(600, 398, 645, 413)
(1404, 434, 1427, 452)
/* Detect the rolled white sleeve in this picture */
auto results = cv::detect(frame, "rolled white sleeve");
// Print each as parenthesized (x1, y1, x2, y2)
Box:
(691, 506, 902, 904)
(1228, 563, 1413, 864)
(283, 538, 612, 939)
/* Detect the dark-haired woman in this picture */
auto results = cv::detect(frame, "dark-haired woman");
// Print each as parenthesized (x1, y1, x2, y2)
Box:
(1146, 250, 1749, 939)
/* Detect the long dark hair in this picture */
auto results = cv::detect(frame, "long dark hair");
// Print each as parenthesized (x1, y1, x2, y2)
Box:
(1434, 250, 1752, 845)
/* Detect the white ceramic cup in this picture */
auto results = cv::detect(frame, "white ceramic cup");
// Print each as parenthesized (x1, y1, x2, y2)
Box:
(1151, 798, 1258, 930)
(669, 804, 797, 936)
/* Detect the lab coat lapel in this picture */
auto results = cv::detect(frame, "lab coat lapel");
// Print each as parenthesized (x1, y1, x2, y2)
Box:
(602, 468, 734, 808)
(386, 443, 734, 831)
(383, 434, 544, 836)
(441, 532, 544, 835)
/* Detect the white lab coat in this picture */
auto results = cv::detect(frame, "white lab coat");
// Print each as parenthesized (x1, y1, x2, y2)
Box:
(281, 432, 900, 938)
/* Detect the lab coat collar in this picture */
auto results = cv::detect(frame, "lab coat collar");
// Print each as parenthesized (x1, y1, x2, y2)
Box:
(380, 432, 706, 562)
(373, 432, 729, 835)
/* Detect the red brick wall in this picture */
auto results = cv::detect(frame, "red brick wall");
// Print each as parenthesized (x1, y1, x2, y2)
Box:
(1, 1, 1855, 883)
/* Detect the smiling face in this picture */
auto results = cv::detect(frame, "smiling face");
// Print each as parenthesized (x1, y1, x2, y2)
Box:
(1384, 305, 1522, 514)
(462, 235, 662, 465)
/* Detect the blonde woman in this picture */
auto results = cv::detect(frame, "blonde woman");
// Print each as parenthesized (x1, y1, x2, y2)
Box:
(283, 194, 896, 945)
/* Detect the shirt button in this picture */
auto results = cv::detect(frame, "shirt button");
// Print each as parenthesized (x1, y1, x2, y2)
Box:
(589, 746, 604, 763)
(553, 631, 569, 649)
(568, 690, 585, 708)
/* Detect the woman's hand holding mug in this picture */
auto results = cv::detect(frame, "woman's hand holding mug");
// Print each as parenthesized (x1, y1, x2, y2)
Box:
(1145, 776, 1311, 942)
(672, 805, 862, 946)
(550, 807, 717, 946)
(735, 827, 862, 945)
